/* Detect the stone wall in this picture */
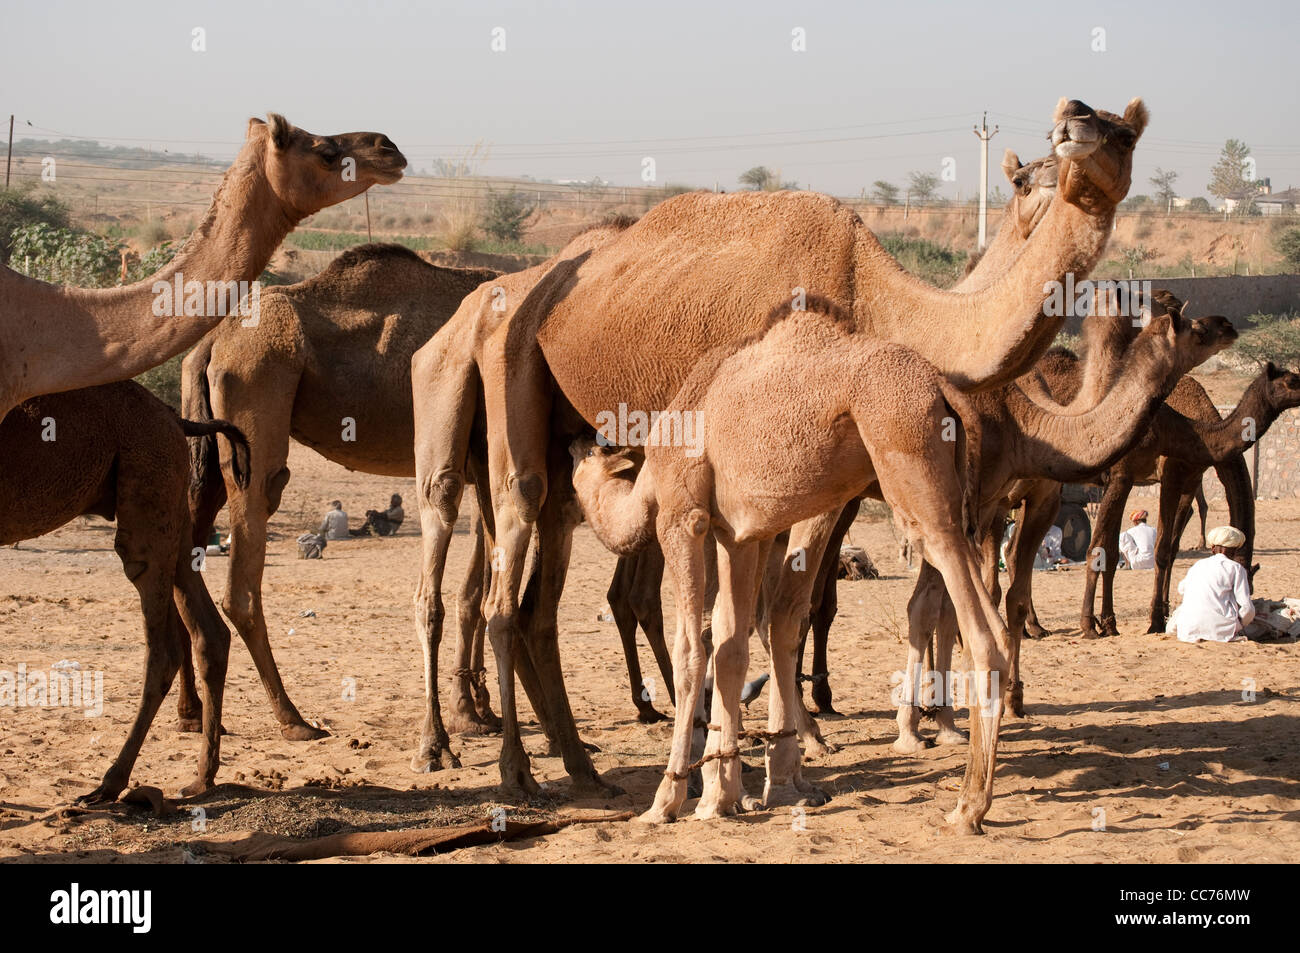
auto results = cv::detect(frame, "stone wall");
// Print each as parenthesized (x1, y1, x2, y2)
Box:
(1063, 273, 1300, 331)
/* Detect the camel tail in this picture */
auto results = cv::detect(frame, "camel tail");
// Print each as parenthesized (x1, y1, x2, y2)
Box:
(181, 339, 227, 497)
(181, 417, 251, 491)
(938, 380, 983, 542)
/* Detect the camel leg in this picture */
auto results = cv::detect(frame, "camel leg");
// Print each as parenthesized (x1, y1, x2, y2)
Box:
(609, 553, 668, 723)
(176, 457, 228, 732)
(931, 594, 965, 745)
(696, 538, 756, 819)
(896, 560, 945, 753)
(210, 381, 323, 740)
(1003, 483, 1059, 716)
(80, 520, 186, 803)
(1149, 468, 1198, 633)
(631, 544, 674, 705)
(1194, 484, 1209, 549)
(640, 512, 710, 824)
(1080, 475, 1132, 639)
(750, 512, 838, 811)
(801, 499, 858, 715)
(876, 461, 1009, 835)
(445, 514, 499, 734)
(172, 542, 231, 797)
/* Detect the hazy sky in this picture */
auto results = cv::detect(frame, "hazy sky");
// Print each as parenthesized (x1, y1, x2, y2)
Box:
(5, 0, 1298, 199)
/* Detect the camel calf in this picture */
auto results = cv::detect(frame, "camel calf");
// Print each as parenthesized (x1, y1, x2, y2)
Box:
(570, 297, 1010, 833)
(0, 381, 249, 801)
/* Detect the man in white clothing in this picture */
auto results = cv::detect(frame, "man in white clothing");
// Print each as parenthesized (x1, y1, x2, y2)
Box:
(318, 500, 350, 540)
(1167, 526, 1254, 643)
(1119, 509, 1157, 570)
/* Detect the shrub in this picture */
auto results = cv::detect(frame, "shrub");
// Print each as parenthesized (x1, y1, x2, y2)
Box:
(481, 188, 536, 243)
(878, 234, 968, 288)
(1274, 227, 1300, 268)
(1234, 312, 1300, 366)
(0, 185, 71, 263)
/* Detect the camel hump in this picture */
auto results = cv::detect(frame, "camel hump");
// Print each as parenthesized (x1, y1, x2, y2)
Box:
(322, 242, 426, 274)
(636, 189, 857, 240)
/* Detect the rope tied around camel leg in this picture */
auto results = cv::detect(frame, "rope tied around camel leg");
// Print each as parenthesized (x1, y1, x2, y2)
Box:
(664, 747, 741, 780)
(797, 672, 829, 684)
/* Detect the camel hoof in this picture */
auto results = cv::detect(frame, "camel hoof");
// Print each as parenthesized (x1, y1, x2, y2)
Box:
(179, 777, 214, 798)
(811, 702, 841, 716)
(636, 707, 670, 724)
(447, 708, 501, 736)
(741, 794, 765, 812)
(893, 733, 932, 754)
(1080, 626, 1105, 640)
(281, 722, 329, 741)
(1025, 625, 1049, 640)
(635, 807, 675, 824)
(802, 737, 838, 759)
(501, 770, 542, 799)
(764, 781, 830, 809)
(77, 783, 123, 806)
(410, 748, 460, 773)
(694, 798, 740, 820)
(177, 717, 202, 733)
(934, 727, 967, 746)
(945, 807, 984, 835)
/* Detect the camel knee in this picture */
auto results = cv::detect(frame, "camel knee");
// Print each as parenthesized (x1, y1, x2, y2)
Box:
(427, 469, 464, 526)
(507, 471, 547, 524)
(265, 467, 291, 515)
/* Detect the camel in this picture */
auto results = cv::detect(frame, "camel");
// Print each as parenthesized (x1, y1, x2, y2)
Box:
(0, 381, 250, 800)
(568, 297, 1013, 830)
(891, 292, 1237, 748)
(437, 97, 1147, 802)
(0, 114, 406, 420)
(181, 244, 498, 741)
(1078, 360, 1300, 637)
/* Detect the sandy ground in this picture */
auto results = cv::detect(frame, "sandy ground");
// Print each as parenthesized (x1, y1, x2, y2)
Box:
(1, 441, 1297, 864)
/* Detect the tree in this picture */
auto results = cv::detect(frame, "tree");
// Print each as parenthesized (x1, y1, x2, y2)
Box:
(1187, 197, 1212, 213)
(907, 170, 939, 204)
(1149, 167, 1179, 210)
(480, 188, 536, 244)
(1208, 139, 1257, 200)
(1275, 227, 1300, 267)
(739, 166, 776, 191)
(0, 184, 71, 264)
(1120, 244, 1157, 279)
(870, 180, 899, 205)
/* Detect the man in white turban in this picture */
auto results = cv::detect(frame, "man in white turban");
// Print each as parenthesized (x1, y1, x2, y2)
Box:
(1119, 509, 1157, 570)
(1167, 526, 1254, 643)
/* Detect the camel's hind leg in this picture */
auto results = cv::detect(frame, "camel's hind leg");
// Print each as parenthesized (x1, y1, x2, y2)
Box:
(1080, 475, 1132, 639)
(799, 499, 858, 716)
(172, 540, 231, 797)
(176, 443, 229, 733)
(445, 512, 499, 735)
(609, 553, 668, 723)
(1003, 482, 1060, 716)
(875, 457, 1009, 835)
(895, 560, 945, 753)
(1150, 468, 1199, 633)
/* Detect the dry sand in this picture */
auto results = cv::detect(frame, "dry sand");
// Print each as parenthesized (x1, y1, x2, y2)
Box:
(1, 442, 1297, 864)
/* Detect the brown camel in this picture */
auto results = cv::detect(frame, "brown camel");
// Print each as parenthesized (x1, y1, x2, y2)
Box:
(442, 97, 1147, 801)
(0, 114, 405, 420)
(0, 381, 250, 800)
(892, 293, 1237, 749)
(181, 244, 497, 742)
(569, 297, 1013, 829)
(1078, 360, 1300, 637)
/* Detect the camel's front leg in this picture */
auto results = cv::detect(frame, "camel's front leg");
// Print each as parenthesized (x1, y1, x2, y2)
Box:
(696, 539, 757, 819)
(896, 560, 945, 753)
(641, 513, 710, 823)
(750, 511, 838, 811)
(1080, 475, 1132, 639)
(1003, 482, 1060, 716)
(173, 544, 232, 798)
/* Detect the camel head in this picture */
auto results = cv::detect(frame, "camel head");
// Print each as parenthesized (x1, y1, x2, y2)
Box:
(1261, 361, 1300, 412)
(568, 437, 657, 556)
(247, 114, 407, 218)
(569, 436, 638, 487)
(1049, 97, 1148, 211)
(1001, 150, 1058, 238)
(1141, 291, 1236, 375)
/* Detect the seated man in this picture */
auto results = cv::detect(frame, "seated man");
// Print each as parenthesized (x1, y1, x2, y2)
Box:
(351, 493, 405, 537)
(1119, 508, 1157, 570)
(1167, 526, 1254, 643)
(1034, 523, 1068, 570)
(318, 500, 350, 540)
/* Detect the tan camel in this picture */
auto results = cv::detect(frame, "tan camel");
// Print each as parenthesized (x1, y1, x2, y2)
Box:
(893, 293, 1237, 749)
(0, 381, 250, 800)
(445, 97, 1147, 799)
(181, 244, 497, 741)
(0, 114, 406, 420)
(568, 297, 1013, 830)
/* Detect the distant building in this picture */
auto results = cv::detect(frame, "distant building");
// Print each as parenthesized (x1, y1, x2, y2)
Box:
(1255, 188, 1300, 215)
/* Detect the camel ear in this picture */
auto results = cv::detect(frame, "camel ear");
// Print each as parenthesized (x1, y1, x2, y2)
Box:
(266, 113, 293, 150)
(1053, 97, 1070, 123)
(606, 456, 637, 475)
(1001, 150, 1022, 183)
(1123, 98, 1149, 139)
(1265, 360, 1281, 378)
(246, 117, 266, 140)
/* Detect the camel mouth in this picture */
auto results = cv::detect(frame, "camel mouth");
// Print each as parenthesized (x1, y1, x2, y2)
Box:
(1051, 116, 1100, 160)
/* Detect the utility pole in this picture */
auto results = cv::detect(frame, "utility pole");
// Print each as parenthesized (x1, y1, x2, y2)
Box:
(973, 112, 999, 250)
(5, 115, 13, 188)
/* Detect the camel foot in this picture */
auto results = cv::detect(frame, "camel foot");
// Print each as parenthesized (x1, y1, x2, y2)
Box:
(760, 780, 830, 809)
(1101, 616, 1121, 639)
(934, 726, 967, 746)
(1007, 682, 1026, 719)
(811, 681, 837, 716)
(178, 718, 227, 735)
(1025, 624, 1050, 640)
(694, 795, 742, 820)
(499, 761, 542, 798)
(636, 706, 670, 724)
(281, 722, 329, 741)
(893, 732, 933, 754)
(945, 805, 985, 835)
(179, 777, 214, 798)
(811, 701, 841, 716)
(1146, 618, 1166, 635)
(1080, 625, 1105, 640)
(409, 747, 461, 773)
(447, 705, 502, 736)
(635, 806, 676, 824)
(77, 780, 125, 806)
(802, 736, 839, 759)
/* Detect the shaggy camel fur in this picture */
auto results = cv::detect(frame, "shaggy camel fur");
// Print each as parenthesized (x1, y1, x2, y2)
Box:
(0, 382, 250, 800)
(441, 98, 1147, 799)
(1078, 360, 1300, 637)
(893, 294, 1237, 747)
(0, 114, 405, 421)
(569, 299, 1011, 830)
(181, 245, 497, 741)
